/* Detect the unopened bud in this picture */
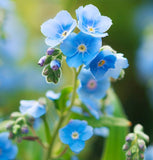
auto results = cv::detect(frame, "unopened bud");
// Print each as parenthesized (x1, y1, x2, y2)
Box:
(47, 48, 54, 55)
(50, 60, 61, 71)
(38, 56, 46, 67)
(126, 150, 132, 157)
(6, 121, 14, 130)
(126, 133, 136, 142)
(10, 112, 22, 119)
(138, 139, 145, 151)
(134, 124, 143, 133)
(12, 124, 21, 134)
(21, 126, 29, 134)
(16, 117, 25, 125)
(123, 143, 130, 151)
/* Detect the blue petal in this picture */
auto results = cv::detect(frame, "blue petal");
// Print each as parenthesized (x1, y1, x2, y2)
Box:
(80, 126, 93, 141)
(69, 140, 85, 153)
(45, 38, 61, 47)
(66, 52, 83, 68)
(60, 33, 78, 57)
(19, 100, 36, 113)
(46, 90, 61, 100)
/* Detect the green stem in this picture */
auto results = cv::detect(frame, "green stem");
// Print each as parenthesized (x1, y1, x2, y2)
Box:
(43, 116, 51, 143)
(45, 66, 82, 160)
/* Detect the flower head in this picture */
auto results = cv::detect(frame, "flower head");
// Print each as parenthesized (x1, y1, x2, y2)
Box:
(88, 48, 129, 80)
(19, 100, 46, 118)
(60, 32, 102, 68)
(46, 90, 61, 100)
(41, 11, 77, 47)
(77, 69, 110, 99)
(88, 49, 116, 80)
(0, 132, 18, 160)
(38, 56, 46, 67)
(59, 119, 93, 153)
(76, 4, 112, 37)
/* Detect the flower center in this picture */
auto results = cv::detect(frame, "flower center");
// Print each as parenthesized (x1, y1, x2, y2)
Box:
(87, 79, 97, 89)
(72, 131, 79, 139)
(78, 44, 86, 52)
(98, 60, 105, 67)
(62, 31, 68, 37)
(88, 27, 94, 32)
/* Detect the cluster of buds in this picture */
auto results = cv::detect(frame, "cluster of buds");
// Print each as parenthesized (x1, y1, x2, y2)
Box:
(38, 47, 62, 83)
(6, 112, 34, 143)
(123, 124, 149, 160)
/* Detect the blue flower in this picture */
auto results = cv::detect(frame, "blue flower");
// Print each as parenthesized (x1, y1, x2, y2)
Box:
(76, 4, 112, 37)
(77, 69, 110, 99)
(145, 145, 153, 160)
(88, 48, 129, 79)
(41, 11, 77, 47)
(94, 127, 109, 138)
(88, 49, 116, 80)
(19, 100, 46, 118)
(81, 97, 101, 119)
(46, 90, 61, 100)
(105, 105, 114, 116)
(59, 119, 93, 153)
(60, 32, 102, 68)
(0, 132, 18, 160)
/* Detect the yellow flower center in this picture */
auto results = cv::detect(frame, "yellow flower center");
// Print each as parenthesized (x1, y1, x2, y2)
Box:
(72, 131, 79, 139)
(98, 60, 105, 67)
(78, 44, 86, 52)
(88, 27, 94, 32)
(62, 31, 68, 37)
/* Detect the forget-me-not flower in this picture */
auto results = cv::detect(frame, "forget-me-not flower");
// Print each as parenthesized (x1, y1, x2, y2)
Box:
(60, 32, 102, 68)
(59, 119, 93, 153)
(145, 145, 153, 160)
(0, 132, 18, 160)
(19, 100, 46, 118)
(88, 49, 116, 80)
(88, 48, 129, 80)
(94, 127, 109, 138)
(76, 4, 112, 37)
(77, 69, 110, 99)
(41, 11, 77, 47)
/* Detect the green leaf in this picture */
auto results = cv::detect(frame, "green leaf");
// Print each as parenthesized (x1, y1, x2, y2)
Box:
(44, 55, 52, 65)
(70, 113, 130, 128)
(0, 120, 14, 132)
(102, 88, 129, 160)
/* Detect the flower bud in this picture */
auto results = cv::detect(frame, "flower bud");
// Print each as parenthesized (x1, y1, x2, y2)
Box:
(126, 150, 132, 157)
(16, 117, 25, 125)
(8, 132, 15, 139)
(47, 47, 54, 55)
(134, 124, 143, 133)
(21, 126, 29, 134)
(50, 60, 61, 71)
(138, 139, 145, 151)
(123, 143, 130, 151)
(6, 121, 14, 130)
(139, 153, 144, 159)
(126, 133, 136, 142)
(10, 112, 22, 119)
(12, 124, 21, 134)
(38, 56, 46, 67)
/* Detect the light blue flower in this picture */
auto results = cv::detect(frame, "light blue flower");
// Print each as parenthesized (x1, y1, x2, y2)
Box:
(46, 90, 61, 100)
(77, 69, 110, 99)
(19, 100, 46, 118)
(145, 145, 153, 160)
(81, 97, 101, 119)
(71, 106, 83, 114)
(88, 49, 116, 80)
(94, 127, 109, 138)
(60, 32, 102, 68)
(76, 4, 112, 37)
(0, 132, 18, 160)
(41, 11, 77, 47)
(59, 119, 93, 153)
(50, 60, 61, 71)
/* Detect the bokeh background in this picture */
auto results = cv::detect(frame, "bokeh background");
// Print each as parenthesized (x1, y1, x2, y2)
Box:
(0, 0, 153, 159)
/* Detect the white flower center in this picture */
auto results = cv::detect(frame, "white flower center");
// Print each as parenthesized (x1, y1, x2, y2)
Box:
(72, 131, 79, 139)
(87, 79, 97, 89)
(78, 44, 86, 52)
